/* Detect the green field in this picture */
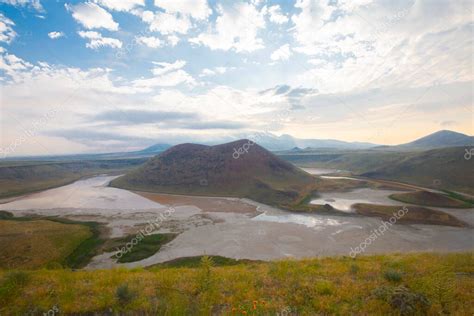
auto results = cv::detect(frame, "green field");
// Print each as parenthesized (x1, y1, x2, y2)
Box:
(0, 218, 92, 269)
(0, 253, 472, 315)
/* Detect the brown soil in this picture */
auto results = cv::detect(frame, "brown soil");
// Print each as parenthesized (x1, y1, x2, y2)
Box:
(136, 191, 258, 214)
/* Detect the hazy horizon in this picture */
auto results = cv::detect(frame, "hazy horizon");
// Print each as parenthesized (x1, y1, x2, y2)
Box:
(1, 0, 473, 157)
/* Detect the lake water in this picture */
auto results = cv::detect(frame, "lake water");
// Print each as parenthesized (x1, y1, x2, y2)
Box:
(310, 188, 404, 212)
(0, 175, 164, 212)
(301, 168, 342, 175)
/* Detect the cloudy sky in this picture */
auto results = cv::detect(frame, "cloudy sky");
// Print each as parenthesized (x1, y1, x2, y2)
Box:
(0, 0, 472, 156)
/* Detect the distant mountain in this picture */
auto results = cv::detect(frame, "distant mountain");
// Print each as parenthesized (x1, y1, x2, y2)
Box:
(137, 143, 172, 153)
(233, 132, 377, 151)
(111, 140, 315, 206)
(396, 130, 473, 149)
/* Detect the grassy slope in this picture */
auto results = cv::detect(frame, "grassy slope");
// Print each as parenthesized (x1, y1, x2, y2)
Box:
(0, 158, 146, 199)
(0, 212, 105, 269)
(352, 203, 468, 227)
(389, 191, 473, 208)
(278, 147, 474, 195)
(0, 219, 92, 269)
(0, 253, 472, 315)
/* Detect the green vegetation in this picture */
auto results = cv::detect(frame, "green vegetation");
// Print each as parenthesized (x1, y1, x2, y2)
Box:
(108, 233, 177, 263)
(151, 255, 261, 268)
(115, 283, 137, 306)
(372, 285, 430, 315)
(0, 218, 92, 269)
(352, 203, 468, 227)
(384, 269, 403, 282)
(390, 190, 473, 208)
(443, 190, 474, 205)
(0, 213, 105, 269)
(0, 253, 472, 315)
(0, 271, 31, 306)
(60, 220, 105, 268)
(0, 158, 145, 198)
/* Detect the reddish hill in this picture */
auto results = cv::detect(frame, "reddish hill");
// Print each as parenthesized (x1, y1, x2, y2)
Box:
(111, 140, 315, 206)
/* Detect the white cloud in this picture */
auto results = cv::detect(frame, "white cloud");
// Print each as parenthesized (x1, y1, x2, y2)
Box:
(0, 13, 16, 44)
(134, 10, 191, 35)
(94, 0, 144, 12)
(151, 60, 186, 76)
(290, 0, 473, 93)
(0, 50, 33, 81)
(199, 66, 231, 77)
(132, 60, 195, 89)
(78, 31, 122, 49)
(132, 71, 195, 89)
(200, 68, 216, 77)
(190, 2, 266, 52)
(154, 0, 211, 20)
(266, 5, 288, 24)
(0, 0, 43, 12)
(48, 31, 64, 39)
(66, 2, 119, 31)
(136, 36, 161, 48)
(132, 1, 210, 43)
(271, 44, 291, 61)
(167, 35, 179, 46)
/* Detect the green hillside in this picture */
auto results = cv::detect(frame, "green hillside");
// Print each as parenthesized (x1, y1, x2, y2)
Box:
(278, 147, 474, 195)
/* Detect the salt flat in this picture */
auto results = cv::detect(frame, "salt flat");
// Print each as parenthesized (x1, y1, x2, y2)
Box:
(1, 175, 472, 269)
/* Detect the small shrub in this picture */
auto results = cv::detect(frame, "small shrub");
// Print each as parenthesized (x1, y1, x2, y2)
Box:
(115, 283, 136, 306)
(372, 285, 391, 301)
(198, 256, 214, 292)
(372, 285, 430, 316)
(384, 270, 402, 282)
(390, 286, 430, 315)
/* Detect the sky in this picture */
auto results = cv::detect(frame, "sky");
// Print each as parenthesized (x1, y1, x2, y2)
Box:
(0, 0, 472, 157)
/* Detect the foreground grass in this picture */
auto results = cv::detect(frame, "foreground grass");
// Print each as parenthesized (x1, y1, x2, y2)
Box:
(0, 253, 472, 315)
(0, 219, 92, 269)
